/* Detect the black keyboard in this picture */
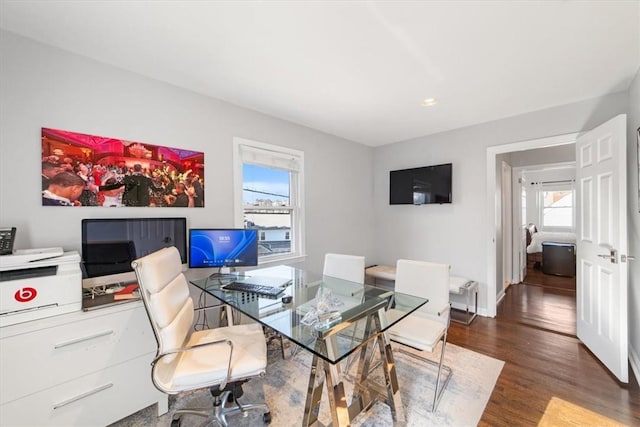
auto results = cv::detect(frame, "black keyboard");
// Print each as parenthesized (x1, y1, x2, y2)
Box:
(223, 282, 285, 298)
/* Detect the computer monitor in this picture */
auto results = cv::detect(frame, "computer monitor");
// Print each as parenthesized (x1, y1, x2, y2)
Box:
(189, 228, 258, 269)
(81, 217, 187, 288)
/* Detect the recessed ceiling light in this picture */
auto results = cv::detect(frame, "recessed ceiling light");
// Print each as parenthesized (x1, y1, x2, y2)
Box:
(421, 98, 438, 107)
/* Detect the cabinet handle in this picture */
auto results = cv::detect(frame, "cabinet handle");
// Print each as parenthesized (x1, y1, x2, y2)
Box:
(54, 330, 114, 349)
(53, 383, 113, 409)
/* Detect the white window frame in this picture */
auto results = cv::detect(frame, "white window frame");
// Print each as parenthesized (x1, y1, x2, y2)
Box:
(538, 183, 575, 232)
(233, 137, 306, 265)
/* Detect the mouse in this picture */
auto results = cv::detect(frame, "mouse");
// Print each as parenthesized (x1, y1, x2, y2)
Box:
(281, 295, 292, 304)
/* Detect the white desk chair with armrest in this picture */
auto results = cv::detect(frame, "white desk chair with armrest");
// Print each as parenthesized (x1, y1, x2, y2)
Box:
(131, 247, 271, 427)
(386, 259, 453, 412)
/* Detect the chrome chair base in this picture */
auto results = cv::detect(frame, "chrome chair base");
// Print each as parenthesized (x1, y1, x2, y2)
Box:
(171, 388, 271, 427)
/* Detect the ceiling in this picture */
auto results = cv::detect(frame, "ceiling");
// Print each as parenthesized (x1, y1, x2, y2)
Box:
(1, 1, 639, 147)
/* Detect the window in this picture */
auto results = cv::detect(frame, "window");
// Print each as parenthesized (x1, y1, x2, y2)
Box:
(541, 189, 573, 228)
(234, 138, 305, 263)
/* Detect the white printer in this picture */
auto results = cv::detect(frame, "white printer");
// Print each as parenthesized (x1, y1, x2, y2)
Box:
(0, 250, 82, 327)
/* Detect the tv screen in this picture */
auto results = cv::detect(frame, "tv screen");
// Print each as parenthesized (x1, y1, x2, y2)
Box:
(189, 229, 258, 268)
(389, 163, 452, 205)
(81, 217, 187, 288)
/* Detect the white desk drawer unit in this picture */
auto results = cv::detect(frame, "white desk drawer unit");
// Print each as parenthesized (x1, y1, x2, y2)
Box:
(0, 301, 168, 426)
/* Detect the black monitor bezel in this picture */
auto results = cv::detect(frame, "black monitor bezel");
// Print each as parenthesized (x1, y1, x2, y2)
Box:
(81, 217, 188, 281)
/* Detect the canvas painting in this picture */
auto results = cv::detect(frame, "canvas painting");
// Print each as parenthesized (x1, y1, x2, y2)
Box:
(41, 128, 204, 207)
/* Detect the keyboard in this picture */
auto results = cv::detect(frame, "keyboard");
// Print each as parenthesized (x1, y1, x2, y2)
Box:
(223, 282, 285, 298)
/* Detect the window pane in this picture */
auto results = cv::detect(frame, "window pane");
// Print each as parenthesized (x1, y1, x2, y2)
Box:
(242, 164, 290, 206)
(542, 191, 573, 227)
(243, 163, 293, 257)
(543, 191, 572, 208)
(543, 207, 572, 227)
(244, 210, 292, 255)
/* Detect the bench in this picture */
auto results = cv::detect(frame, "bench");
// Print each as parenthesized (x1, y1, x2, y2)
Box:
(365, 265, 478, 325)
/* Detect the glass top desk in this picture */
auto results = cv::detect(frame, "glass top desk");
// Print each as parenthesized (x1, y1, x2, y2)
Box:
(188, 265, 427, 427)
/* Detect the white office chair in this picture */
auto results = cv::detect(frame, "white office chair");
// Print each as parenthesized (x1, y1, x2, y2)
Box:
(323, 253, 365, 283)
(131, 247, 271, 427)
(386, 259, 453, 412)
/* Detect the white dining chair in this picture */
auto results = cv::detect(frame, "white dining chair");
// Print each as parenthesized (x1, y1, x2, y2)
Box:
(386, 259, 453, 412)
(323, 253, 366, 283)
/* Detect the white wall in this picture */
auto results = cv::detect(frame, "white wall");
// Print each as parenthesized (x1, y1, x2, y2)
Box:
(0, 30, 374, 273)
(508, 144, 575, 167)
(372, 92, 629, 315)
(626, 67, 640, 382)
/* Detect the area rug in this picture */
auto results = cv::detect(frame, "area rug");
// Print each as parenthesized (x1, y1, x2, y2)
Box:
(111, 341, 503, 427)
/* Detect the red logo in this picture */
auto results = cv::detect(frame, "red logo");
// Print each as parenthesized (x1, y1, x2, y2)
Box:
(14, 287, 37, 303)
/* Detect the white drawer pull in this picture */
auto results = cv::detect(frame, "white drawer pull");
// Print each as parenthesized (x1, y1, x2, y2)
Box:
(53, 383, 113, 409)
(54, 330, 114, 349)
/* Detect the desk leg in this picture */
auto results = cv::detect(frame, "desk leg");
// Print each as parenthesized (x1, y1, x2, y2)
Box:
(302, 310, 405, 426)
(302, 353, 324, 427)
(302, 338, 350, 427)
(351, 313, 405, 424)
(374, 315, 405, 423)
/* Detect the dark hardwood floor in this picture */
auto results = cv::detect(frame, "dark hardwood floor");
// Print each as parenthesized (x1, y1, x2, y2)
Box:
(499, 282, 576, 336)
(525, 260, 576, 291)
(448, 272, 640, 426)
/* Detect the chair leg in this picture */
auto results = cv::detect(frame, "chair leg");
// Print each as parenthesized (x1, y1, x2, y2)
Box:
(432, 330, 451, 412)
(396, 335, 453, 413)
(171, 408, 210, 426)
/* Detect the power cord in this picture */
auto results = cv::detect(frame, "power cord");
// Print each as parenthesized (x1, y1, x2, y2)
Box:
(193, 290, 209, 331)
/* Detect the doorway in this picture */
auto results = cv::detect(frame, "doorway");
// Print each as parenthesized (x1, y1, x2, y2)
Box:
(485, 132, 579, 316)
(502, 151, 578, 335)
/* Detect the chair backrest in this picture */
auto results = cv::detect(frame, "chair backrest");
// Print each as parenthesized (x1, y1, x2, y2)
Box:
(323, 253, 365, 283)
(131, 246, 194, 364)
(395, 259, 450, 315)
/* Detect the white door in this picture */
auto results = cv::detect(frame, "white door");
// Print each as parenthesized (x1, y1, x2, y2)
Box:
(576, 114, 629, 383)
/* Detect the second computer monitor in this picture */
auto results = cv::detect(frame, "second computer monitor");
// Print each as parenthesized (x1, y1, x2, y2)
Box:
(189, 228, 258, 269)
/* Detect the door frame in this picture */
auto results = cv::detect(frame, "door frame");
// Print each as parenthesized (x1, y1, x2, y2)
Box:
(501, 160, 513, 291)
(485, 132, 579, 317)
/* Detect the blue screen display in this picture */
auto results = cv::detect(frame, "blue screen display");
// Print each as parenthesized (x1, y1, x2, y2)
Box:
(189, 229, 258, 268)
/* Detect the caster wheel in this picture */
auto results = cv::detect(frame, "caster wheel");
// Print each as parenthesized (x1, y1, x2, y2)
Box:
(171, 417, 181, 427)
(263, 412, 272, 424)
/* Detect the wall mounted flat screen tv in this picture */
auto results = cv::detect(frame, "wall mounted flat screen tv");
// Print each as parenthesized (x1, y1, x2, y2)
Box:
(189, 229, 258, 269)
(389, 163, 452, 205)
(81, 217, 187, 288)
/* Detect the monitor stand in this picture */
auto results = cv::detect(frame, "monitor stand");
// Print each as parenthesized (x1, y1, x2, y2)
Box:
(208, 267, 248, 280)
